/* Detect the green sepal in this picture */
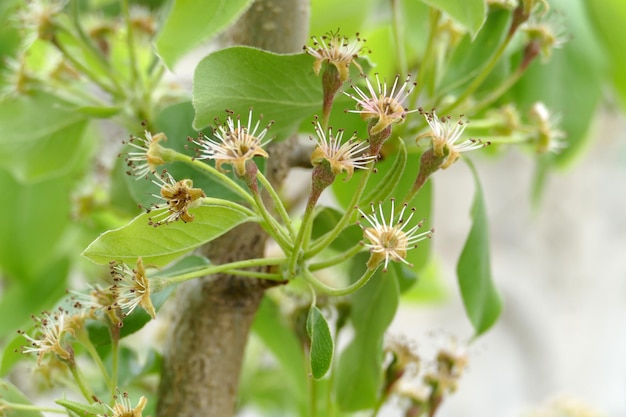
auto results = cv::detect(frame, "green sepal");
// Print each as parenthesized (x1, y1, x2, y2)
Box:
(55, 399, 106, 417)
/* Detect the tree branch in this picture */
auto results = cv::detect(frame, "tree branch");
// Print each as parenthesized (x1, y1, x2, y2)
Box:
(156, 1, 310, 416)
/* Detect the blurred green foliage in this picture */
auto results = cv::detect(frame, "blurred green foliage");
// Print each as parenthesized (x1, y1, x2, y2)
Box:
(0, 0, 625, 415)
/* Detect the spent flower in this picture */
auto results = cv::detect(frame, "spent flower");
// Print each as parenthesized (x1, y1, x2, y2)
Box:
(438, 15, 467, 48)
(99, 392, 148, 417)
(424, 338, 468, 397)
(128, 5, 158, 38)
(122, 130, 168, 179)
(528, 101, 566, 154)
(17, 0, 68, 43)
(20, 310, 72, 365)
(522, 7, 567, 61)
(435, 341, 468, 382)
(420, 109, 488, 169)
(310, 120, 377, 180)
(77, 12, 119, 56)
(146, 171, 205, 226)
(192, 109, 273, 177)
(70, 283, 123, 326)
(385, 334, 421, 374)
(358, 199, 433, 272)
(304, 30, 367, 82)
(384, 334, 421, 393)
(345, 74, 417, 137)
(395, 380, 431, 411)
(0, 57, 35, 97)
(522, 0, 550, 19)
(527, 395, 603, 417)
(110, 257, 156, 320)
(488, 103, 522, 136)
(486, 0, 518, 10)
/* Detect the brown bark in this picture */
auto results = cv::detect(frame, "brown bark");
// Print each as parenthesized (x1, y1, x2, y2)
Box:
(156, 1, 310, 416)
(220, 0, 311, 54)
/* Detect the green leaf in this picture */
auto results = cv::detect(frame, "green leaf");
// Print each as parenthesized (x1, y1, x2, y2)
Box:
(311, 207, 361, 252)
(116, 346, 143, 386)
(110, 152, 143, 217)
(0, 379, 44, 417)
(332, 137, 407, 208)
(75, 105, 122, 118)
(239, 335, 306, 416)
(310, 0, 377, 36)
(402, 0, 431, 59)
(404, 176, 433, 274)
(82, 202, 257, 266)
(360, 24, 396, 80)
(361, 138, 408, 204)
(0, 257, 68, 338)
(0, 92, 90, 182)
(133, 348, 162, 378)
(401, 256, 448, 303)
(55, 400, 105, 417)
(306, 306, 333, 380)
(0, 1, 20, 74)
(393, 262, 418, 293)
(440, 8, 512, 93)
(420, 0, 487, 37)
(156, 0, 253, 69)
(360, 0, 426, 80)
(193, 47, 321, 140)
(252, 296, 307, 402)
(239, 369, 300, 414)
(584, 0, 626, 110)
(456, 160, 502, 337)
(334, 253, 400, 411)
(0, 170, 73, 282)
(1, 333, 27, 376)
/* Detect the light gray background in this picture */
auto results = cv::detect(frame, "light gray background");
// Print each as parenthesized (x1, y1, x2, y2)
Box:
(388, 108, 626, 417)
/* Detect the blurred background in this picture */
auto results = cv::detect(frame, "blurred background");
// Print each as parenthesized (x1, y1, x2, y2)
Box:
(388, 108, 626, 416)
(2, 0, 626, 416)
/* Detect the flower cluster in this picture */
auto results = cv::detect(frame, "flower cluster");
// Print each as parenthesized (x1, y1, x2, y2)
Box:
(123, 111, 276, 229)
(385, 336, 469, 417)
(19, 258, 156, 372)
